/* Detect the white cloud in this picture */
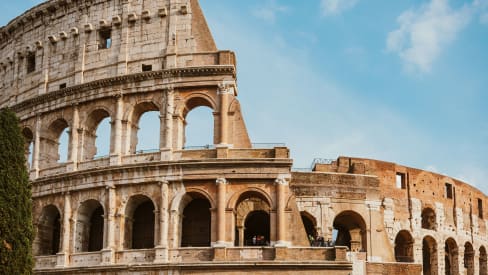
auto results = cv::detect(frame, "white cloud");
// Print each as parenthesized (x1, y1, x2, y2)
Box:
(386, 0, 471, 73)
(252, 0, 288, 23)
(321, 0, 359, 16)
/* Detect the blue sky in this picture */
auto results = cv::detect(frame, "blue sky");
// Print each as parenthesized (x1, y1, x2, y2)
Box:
(2, 0, 488, 192)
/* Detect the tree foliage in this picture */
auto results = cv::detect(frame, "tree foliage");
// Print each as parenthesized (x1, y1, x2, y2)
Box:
(0, 108, 33, 274)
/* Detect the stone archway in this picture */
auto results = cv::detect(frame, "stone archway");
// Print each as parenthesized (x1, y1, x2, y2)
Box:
(244, 211, 270, 246)
(480, 246, 487, 275)
(300, 211, 317, 244)
(233, 192, 271, 246)
(394, 230, 414, 262)
(181, 197, 211, 247)
(333, 211, 367, 252)
(422, 235, 438, 275)
(124, 195, 156, 249)
(445, 238, 458, 275)
(75, 200, 104, 252)
(34, 205, 61, 256)
(464, 242, 474, 275)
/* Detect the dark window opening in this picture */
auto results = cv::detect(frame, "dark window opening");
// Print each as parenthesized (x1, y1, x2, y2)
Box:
(142, 64, 152, 72)
(98, 29, 112, 50)
(396, 172, 406, 189)
(88, 206, 104, 252)
(181, 199, 211, 247)
(244, 211, 270, 246)
(479, 199, 483, 219)
(445, 183, 453, 199)
(26, 53, 36, 73)
(131, 201, 155, 249)
(59, 83, 66, 89)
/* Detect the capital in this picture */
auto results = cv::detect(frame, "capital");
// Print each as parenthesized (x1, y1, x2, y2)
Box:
(275, 177, 289, 186)
(158, 180, 169, 186)
(216, 178, 228, 185)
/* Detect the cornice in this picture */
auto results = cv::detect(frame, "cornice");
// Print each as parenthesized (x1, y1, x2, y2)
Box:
(10, 66, 235, 113)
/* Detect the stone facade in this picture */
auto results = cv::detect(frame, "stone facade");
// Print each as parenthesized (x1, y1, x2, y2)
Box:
(1, 0, 483, 274)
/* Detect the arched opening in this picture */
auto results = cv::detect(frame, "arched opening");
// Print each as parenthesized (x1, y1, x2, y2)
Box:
(422, 208, 437, 230)
(83, 109, 111, 160)
(136, 111, 160, 153)
(75, 200, 104, 252)
(480, 246, 487, 275)
(42, 119, 70, 167)
(422, 236, 438, 275)
(300, 211, 317, 246)
(182, 97, 215, 149)
(181, 195, 211, 247)
(124, 195, 155, 249)
(244, 211, 270, 246)
(464, 242, 474, 275)
(34, 205, 61, 256)
(22, 127, 34, 169)
(129, 102, 159, 154)
(333, 211, 367, 252)
(94, 117, 111, 158)
(445, 238, 459, 275)
(394, 230, 414, 262)
(233, 191, 271, 247)
(184, 106, 214, 148)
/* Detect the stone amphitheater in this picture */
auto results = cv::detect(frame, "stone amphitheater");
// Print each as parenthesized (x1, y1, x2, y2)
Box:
(1, 0, 486, 274)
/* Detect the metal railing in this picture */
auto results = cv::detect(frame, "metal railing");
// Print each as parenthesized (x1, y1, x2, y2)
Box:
(93, 154, 110, 160)
(311, 158, 335, 168)
(183, 145, 216, 150)
(135, 149, 160, 154)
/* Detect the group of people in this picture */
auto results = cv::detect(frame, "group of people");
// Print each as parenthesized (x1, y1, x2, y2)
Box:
(249, 235, 269, 246)
(308, 234, 334, 247)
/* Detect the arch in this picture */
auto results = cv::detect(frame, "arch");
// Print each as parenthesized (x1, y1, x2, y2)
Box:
(480, 246, 487, 275)
(180, 193, 212, 247)
(422, 207, 437, 230)
(123, 195, 156, 249)
(445, 237, 459, 275)
(171, 187, 216, 213)
(234, 194, 271, 246)
(244, 210, 270, 246)
(394, 230, 414, 262)
(422, 235, 438, 275)
(227, 188, 274, 210)
(179, 94, 217, 118)
(33, 205, 61, 256)
(22, 127, 34, 169)
(300, 211, 317, 244)
(332, 210, 367, 252)
(184, 106, 214, 148)
(42, 118, 70, 166)
(74, 199, 104, 252)
(127, 101, 160, 154)
(82, 109, 111, 160)
(464, 242, 474, 275)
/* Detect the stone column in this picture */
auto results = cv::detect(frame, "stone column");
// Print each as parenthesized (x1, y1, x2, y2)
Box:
(155, 180, 170, 263)
(110, 95, 123, 165)
(275, 177, 288, 247)
(67, 104, 79, 172)
(56, 192, 71, 267)
(217, 84, 232, 145)
(102, 185, 116, 264)
(215, 178, 228, 246)
(32, 115, 41, 179)
(161, 89, 174, 160)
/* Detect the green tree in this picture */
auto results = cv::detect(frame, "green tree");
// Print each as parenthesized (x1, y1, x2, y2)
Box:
(0, 108, 33, 274)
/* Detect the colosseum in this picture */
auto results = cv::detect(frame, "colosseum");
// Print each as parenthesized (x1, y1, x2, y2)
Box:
(1, 0, 485, 274)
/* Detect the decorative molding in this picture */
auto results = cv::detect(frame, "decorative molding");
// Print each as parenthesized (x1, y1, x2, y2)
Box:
(11, 66, 236, 113)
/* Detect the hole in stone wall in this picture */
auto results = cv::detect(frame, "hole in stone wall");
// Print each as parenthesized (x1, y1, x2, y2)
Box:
(26, 52, 36, 73)
(142, 64, 152, 72)
(98, 29, 112, 50)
